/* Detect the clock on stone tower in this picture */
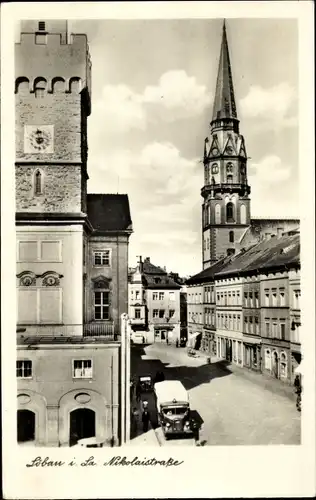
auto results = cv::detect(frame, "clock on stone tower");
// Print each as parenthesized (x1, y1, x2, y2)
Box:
(24, 125, 54, 154)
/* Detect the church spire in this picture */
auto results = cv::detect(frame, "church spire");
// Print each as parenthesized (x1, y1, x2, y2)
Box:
(212, 20, 237, 122)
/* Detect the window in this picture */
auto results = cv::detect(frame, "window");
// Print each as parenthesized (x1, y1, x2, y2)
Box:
(226, 163, 233, 173)
(227, 175, 233, 183)
(159, 309, 165, 318)
(249, 292, 253, 307)
(159, 292, 164, 300)
(280, 322, 286, 340)
(236, 291, 240, 305)
(272, 289, 277, 307)
(264, 290, 270, 307)
(153, 309, 159, 318)
(264, 350, 271, 370)
(153, 292, 158, 300)
(280, 289, 285, 306)
(280, 352, 287, 378)
(169, 309, 175, 318)
(169, 292, 175, 301)
(34, 170, 42, 195)
(244, 316, 248, 333)
(94, 251, 110, 266)
(135, 308, 141, 319)
(216, 293, 220, 304)
(272, 322, 278, 338)
(73, 360, 92, 379)
(249, 316, 253, 333)
(293, 290, 300, 309)
(135, 290, 140, 300)
(229, 231, 234, 243)
(240, 204, 246, 224)
(254, 316, 259, 334)
(215, 204, 221, 224)
(38, 21, 46, 31)
(94, 291, 110, 320)
(265, 321, 270, 337)
(16, 360, 32, 378)
(244, 292, 248, 306)
(254, 291, 259, 308)
(226, 202, 234, 223)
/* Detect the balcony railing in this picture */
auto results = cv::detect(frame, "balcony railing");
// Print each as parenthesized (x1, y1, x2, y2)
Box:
(17, 322, 115, 338)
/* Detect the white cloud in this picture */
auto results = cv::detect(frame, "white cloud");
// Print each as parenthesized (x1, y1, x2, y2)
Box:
(91, 70, 211, 135)
(143, 70, 212, 118)
(93, 84, 146, 133)
(251, 155, 292, 184)
(239, 83, 297, 129)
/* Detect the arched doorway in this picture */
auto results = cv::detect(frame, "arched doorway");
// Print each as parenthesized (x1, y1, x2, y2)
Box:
(17, 409, 35, 443)
(273, 352, 279, 379)
(69, 408, 96, 445)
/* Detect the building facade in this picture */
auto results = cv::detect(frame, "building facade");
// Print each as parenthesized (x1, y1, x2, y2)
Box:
(16, 20, 132, 446)
(128, 257, 181, 344)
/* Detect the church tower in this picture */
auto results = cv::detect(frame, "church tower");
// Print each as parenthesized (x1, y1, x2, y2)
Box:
(202, 21, 251, 269)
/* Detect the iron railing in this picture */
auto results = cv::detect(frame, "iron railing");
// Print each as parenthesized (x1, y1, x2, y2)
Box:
(17, 322, 115, 338)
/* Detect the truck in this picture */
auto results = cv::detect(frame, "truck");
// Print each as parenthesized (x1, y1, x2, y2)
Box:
(154, 380, 192, 439)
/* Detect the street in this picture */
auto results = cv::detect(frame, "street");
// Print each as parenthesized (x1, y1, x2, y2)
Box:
(130, 343, 301, 446)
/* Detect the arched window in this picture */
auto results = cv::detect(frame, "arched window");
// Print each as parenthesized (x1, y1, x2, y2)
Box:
(15, 77, 30, 95)
(208, 205, 211, 225)
(204, 165, 209, 185)
(34, 170, 43, 195)
(240, 204, 247, 224)
(52, 77, 65, 93)
(226, 202, 235, 223)
(215, 204, 221, 224)
(227, 175, 233, 183)
(280, 352, 287, 378)
(226, 162, 233, 173)
(34, 77, 47, 99)
(229, 230, 234, 243)
(264, 349, 271, 370)
(69, 77, 82, 93)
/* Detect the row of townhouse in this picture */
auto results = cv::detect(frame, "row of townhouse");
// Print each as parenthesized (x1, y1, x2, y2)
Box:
(186, 233, 301, 383)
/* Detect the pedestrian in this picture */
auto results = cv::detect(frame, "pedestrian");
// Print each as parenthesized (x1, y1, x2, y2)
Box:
(294, 374, 302, 412)
(131, 407, 139, 436)
(191, 419, 200, 445)
(142, 409, 150, 433)
(176, 339, 179, 348)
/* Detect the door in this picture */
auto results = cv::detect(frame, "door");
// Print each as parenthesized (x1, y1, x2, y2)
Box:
(69, 408, 96, 445)
(273, 352, 279, 379)
(17, 409, 35, 443)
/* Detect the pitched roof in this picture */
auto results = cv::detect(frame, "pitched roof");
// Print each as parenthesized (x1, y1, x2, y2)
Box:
(212, 21, 238, 121)
(185, 257, 231, 285)
(87, 194, 132, 233)
(215, 234, 300, 278)
(138, 258, 181, 289)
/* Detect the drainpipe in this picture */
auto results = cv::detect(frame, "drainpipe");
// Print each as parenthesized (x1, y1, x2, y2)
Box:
(120, 313, 126, 444)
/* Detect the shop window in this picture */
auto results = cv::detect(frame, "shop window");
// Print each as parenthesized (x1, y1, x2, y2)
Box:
(264, 349, 271, 370)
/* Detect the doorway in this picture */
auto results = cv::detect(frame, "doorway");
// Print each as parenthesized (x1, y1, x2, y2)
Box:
(273, 352, 279, 379)
(17, 409, 35, 443)
(69, 408, 96, 445)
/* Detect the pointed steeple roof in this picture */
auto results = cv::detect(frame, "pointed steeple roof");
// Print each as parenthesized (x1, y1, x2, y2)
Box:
(212, 20, 238, 121)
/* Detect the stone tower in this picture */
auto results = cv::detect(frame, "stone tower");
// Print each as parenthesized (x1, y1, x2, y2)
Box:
(202, 21, 251, 269)
(15, 20, 91, 216)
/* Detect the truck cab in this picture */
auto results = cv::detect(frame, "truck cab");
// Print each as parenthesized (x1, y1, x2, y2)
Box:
(154, 380, 192, 438)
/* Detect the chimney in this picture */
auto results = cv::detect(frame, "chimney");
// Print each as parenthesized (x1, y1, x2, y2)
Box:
(145, 257, 150, 263)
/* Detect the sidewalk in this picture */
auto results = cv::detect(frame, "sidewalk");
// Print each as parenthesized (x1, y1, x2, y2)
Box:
(128, 391, 160, 446)
(212, 356, 296, 401)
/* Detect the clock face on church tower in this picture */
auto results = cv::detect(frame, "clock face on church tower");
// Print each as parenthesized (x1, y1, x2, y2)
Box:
(24, 125, 54, 154)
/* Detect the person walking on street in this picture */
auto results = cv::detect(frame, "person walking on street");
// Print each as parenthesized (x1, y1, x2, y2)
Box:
(191, 418, 200, 445)
(142, 409, 150, 433)
(294, 374, 302, 412)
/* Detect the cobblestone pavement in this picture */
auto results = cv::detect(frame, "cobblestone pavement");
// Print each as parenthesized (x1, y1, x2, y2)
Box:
(130, 343, 301, 446)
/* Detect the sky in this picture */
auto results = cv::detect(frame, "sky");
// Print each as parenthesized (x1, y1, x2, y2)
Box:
(70, 19, 299, 277)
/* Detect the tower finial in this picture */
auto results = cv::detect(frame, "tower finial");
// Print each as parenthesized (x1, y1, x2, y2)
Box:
(211, 20, 237, 122)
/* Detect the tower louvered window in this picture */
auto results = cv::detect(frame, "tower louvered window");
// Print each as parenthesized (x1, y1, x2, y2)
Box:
(34, 170, 42, 195)
(38, 21, 46, 31)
